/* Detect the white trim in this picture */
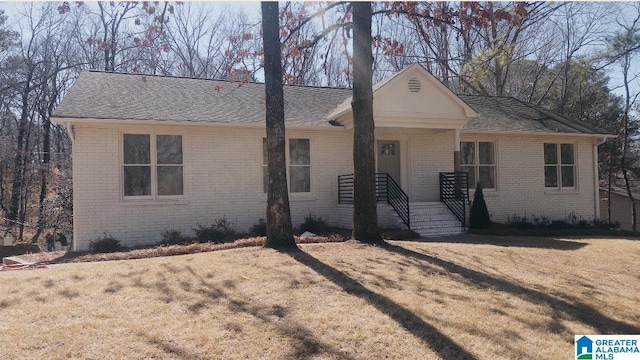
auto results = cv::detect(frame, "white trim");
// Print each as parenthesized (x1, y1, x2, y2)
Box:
(543, 142, 577, 191)
(120, 131, 185, 201)
(461, 129, 614, 139)
(52, 117, 346, 131)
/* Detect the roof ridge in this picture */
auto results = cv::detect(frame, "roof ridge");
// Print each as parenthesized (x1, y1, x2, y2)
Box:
(83, 69, 353, 91)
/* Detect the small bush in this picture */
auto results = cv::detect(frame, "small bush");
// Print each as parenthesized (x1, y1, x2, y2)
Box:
(300, 213, 329, 234)
(507, 215, 535, 230)
(193, 218, 237, 243)
(161, 229, 188, 245)
(591, 219, 620, 230)
(249, 219, 267, 236)
(469, 183, 491, 229)
(89, 234, 122, 253)
(381, 228, 420, 240)
(549, 220, 572, 230)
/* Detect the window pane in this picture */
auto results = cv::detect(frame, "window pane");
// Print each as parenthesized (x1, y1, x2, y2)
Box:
(478, 142, 494, 165)
(461, 165, 475, 189)
(290, 139, 310, 165)
(561, 166, 575, 187)
(290, 166, 310, 192)
(460, 142, 475, 165)
(157, 166, 183, 195)
(124, 134, 150, 164)
(544, 143, 557, 165)
(560, 143, 574, 165)
(479, 166, 495, 189)
(157, 135, 182, 164)
(544, 166, 557, 187)
(124, 166, 151, 196)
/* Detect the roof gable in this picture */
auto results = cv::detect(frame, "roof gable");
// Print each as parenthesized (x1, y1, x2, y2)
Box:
(329, 63, 477, 129)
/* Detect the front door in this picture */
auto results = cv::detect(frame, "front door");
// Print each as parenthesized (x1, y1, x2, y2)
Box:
(377, 140, 400, 184)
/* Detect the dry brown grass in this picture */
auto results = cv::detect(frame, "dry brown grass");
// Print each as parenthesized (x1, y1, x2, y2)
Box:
(1, 235, 639, 359)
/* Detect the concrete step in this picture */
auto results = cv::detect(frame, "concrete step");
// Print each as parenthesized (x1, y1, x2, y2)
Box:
(390, 202, 466, 237)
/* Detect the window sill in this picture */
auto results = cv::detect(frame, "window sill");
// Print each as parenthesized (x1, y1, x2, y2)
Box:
(544, 188, 579, 195)
(120, 198, 189, 206)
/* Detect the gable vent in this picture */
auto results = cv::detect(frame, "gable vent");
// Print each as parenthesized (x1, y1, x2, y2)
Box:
(407, 77, 422, 93)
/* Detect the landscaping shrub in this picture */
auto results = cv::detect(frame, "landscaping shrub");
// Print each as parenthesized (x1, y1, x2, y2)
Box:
(381, 228, 420, 240)
(249, 219, 267, 236)
(469, 183, 491, 229)
(161, 229, 188, 245)
(89, 234, 122, 253)
(300, 213, 329, 234)
(193, 218, 237, 243)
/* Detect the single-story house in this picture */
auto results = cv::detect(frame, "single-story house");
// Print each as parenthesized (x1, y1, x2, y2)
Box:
(52, 64, 612, 251)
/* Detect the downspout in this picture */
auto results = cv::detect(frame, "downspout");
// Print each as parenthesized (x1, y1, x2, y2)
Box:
(66, 121, 76, 251)
(593, 137, 607, 220)
(65, 121, 75, 144)
(454, 129, 461, 172)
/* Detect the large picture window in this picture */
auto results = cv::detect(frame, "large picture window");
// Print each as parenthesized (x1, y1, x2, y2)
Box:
(123, 134, 183, 197)
(262, 138, 311, 193)
(460, 141, 496, 189)
(544, 143, 575, 188)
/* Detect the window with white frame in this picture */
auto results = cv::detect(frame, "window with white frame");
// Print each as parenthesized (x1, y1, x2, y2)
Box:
(460, 141, 496, 189)
(123, 134, 183, 197)
(262, 138, 311, 193)
(544, 143, 575, 188)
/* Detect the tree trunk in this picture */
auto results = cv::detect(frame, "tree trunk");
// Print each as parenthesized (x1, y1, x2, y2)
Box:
(262, 1, 296, 249)
(351, 2, 382, 243)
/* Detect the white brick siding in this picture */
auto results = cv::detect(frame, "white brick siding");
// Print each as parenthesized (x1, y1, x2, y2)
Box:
(72, 122, 600, 250)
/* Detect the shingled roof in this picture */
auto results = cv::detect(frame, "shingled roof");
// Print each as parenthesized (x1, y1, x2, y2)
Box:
(459, 95, 608, 135)
(53, 70, 611, 136)
(53, 71, 352, 127)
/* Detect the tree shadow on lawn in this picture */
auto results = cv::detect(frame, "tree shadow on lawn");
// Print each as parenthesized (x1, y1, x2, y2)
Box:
(408, 234, 589, 250)
(139, 263, 356, 360)
(382, 242, 640, 335)
(286, 248, 479, 360)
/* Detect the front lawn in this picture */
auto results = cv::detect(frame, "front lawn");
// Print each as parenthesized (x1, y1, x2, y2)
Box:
(1, 235, 638, 359)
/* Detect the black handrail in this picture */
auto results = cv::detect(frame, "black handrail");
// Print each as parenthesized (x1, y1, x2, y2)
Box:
(439, 172, 469, 227)
(338, 173, 410, 229)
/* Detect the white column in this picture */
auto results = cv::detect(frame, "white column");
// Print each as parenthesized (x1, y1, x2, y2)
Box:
(454, 129, 461, 172)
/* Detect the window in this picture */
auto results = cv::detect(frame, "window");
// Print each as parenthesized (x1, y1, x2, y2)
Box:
(123, 134, 183, 197)
(262, 138, 311, 193)
(544, 143, 575, 188)
(460, 141, 496, 189)
(289, 139, 311, 192)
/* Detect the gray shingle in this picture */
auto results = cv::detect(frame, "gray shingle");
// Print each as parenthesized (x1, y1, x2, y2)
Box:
(458, 95, 610, 135)
(53, 71, 352, 127)
(53, 70, 611, 136)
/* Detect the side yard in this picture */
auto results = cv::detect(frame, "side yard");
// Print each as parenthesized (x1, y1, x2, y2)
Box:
(0, 236, 638, 359)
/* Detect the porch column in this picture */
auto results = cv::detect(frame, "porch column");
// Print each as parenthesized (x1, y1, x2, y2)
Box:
(454, 129, 461, 172)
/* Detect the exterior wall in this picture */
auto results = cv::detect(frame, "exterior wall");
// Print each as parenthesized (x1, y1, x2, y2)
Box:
(600, 190, 638, 230)
(72, 120, 600, 250)
(72, 122, 354, 250)
(461, 133, 599, 223)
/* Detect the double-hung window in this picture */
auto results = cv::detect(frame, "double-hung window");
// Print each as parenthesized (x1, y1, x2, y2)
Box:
(460, 141, 496, 189)
(262, 138, 311, 193)
(544, 143, 575, 188)
(123, 134, 183, 198)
